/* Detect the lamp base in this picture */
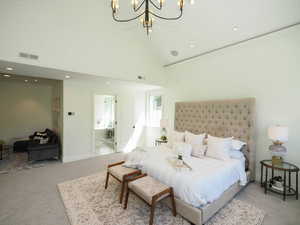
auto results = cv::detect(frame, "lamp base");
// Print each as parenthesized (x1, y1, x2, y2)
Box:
(272, 156, 283, 166)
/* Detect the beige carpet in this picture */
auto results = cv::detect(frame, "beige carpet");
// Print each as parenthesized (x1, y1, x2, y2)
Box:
(58, 172, 265, 225)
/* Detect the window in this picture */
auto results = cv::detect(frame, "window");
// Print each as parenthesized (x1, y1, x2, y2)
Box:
(147, 94, 162, 127)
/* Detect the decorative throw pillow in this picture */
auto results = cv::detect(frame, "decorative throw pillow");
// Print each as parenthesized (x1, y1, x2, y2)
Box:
(206, 135, 232, 161)
(185, 131, 206, 157)
(173, 142, 192, 158)
(40, 138, 49, 144)
(191, 143, 207, 158)
(232, 139, 247, 151)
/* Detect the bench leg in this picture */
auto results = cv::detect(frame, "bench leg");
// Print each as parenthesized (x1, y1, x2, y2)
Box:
(120, 181, 126, 204)
(105, 172, 110, 189)
(150, 200, 156, 225)
(124, 189, 130, 209)
(170, 188, 177, 217)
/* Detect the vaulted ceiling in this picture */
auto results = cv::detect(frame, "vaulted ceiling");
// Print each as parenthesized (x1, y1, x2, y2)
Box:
(104, 0, 300, 65)
(1, 0, 300, 85)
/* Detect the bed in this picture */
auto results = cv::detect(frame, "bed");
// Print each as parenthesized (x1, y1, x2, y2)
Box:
(129, 98, 256, 225)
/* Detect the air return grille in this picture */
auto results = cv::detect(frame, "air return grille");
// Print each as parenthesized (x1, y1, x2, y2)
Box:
(19, 52, 39, 60)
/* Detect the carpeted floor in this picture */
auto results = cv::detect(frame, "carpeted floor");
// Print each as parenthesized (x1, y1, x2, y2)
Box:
(0, 152, 57, 174)
(0, 153, 299, 225)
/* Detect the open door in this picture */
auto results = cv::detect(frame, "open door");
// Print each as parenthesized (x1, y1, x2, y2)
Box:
(93, 95, 117, 155)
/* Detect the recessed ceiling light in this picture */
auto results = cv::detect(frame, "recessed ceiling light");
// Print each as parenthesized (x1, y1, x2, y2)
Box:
(106, 81, 111, 85)
(233, 26, 238, 31)
(34, 79, 38, 82)
(170, 50, 179, 57)
(6, 67, 13, 71)
(3, 74, 11, 78)
(25, 80, 28, 82)
(65, 75, 71, 79)
(189, 42, 196, 48)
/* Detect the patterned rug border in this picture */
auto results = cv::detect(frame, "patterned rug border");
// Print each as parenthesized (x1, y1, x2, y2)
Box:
(57, 172, 266, 225)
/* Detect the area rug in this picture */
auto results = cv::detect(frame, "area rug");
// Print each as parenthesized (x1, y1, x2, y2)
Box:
(58, 172, 265, 225)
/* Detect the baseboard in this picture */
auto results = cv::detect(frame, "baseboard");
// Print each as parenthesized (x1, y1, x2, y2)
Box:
(62, 154, 93, 163)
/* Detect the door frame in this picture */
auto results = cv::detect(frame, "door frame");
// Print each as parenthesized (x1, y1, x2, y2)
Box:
(92, 93, 118, 155)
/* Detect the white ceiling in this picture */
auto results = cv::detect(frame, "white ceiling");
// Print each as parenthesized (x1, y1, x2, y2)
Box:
(0, 60, 161, 91)
(105, 0, 300, 65)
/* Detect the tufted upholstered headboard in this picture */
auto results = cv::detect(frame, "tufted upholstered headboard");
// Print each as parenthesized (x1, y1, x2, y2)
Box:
(175, 98, 256, 181)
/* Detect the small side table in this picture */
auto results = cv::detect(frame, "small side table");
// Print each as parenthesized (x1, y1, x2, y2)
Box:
(260, 160, 299, 200)
(155, 138, 168, 147)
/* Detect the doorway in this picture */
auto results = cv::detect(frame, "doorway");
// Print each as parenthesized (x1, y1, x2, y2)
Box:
(93, 95, 116, 155)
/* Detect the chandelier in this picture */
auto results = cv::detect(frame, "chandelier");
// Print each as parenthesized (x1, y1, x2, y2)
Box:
(110, 0, 194, 34)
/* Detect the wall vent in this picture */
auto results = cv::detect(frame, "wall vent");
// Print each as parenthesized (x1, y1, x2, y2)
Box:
(19, 52, 39, 60)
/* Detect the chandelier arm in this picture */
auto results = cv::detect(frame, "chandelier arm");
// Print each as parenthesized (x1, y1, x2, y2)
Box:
(112, 11, 145, 22)
(134, 0, 146, 12)
(149, 9, 183, 20)
(149, 0, 162, 10)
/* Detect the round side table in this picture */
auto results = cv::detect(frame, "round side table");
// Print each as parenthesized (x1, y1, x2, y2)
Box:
(155, 139, 168, 146)
(260, 160, 299, 201)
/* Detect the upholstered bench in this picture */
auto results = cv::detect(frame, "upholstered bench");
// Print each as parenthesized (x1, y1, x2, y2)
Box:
(105, 161, 141, 204)
(124, 174, 177, 225)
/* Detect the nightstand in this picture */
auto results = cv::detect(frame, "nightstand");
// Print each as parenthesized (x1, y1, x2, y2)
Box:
(155, 138, 168, 147)
(260, 160, 299, 200)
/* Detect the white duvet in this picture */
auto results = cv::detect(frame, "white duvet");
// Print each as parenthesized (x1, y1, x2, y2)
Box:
(125, 146, 247, 207)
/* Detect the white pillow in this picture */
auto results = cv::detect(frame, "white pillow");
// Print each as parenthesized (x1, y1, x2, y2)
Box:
(173, 142, 192, 158)
(229, 150, 245, 159)
(166, 131, 185, 148)
(191, 143, 207, 158)
(185, 131, 206, 157)
(185, 131, 205, 145)
(232, 139, 247, 151)
(206, 135, 232, 161)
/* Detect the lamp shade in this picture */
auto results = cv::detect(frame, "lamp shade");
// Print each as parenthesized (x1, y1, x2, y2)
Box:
(160, 119, 169, 128)
(268, 126, 288, 143)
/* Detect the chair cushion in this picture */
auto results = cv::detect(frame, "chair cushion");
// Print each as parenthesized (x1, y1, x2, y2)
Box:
(108, 165, 138, 181)
(128, 176, 170, 204)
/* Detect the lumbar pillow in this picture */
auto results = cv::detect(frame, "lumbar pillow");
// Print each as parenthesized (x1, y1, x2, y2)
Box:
(173, 142, 192, 158)
(185, 131, 206, 157)
(206, 135, 232, 161)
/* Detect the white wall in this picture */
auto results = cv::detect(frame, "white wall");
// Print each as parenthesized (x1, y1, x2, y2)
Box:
(0, 0, 166, 85)
(164, 25, 300, 182)
(0, 80, 53, 143)
(62, 79, 147, 162)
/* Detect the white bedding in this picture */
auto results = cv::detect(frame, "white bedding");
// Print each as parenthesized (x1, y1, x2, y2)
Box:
(125, 146, 247, 207)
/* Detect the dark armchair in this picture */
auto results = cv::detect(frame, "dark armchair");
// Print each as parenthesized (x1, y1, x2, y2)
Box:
(27, 129, 60, 161)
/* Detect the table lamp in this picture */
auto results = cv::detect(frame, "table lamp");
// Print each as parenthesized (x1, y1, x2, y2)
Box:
(160, 119, 169, 141)
(268, 126, 288, 165)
